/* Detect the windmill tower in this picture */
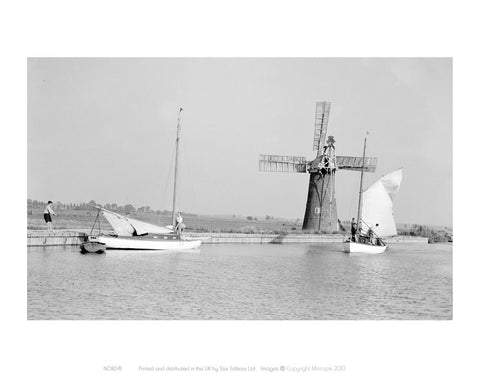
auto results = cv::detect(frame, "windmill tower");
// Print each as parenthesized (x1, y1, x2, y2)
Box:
(259, 101, 378, 233)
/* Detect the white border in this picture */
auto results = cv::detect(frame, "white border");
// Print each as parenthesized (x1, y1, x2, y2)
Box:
(2, 1, 476, 376)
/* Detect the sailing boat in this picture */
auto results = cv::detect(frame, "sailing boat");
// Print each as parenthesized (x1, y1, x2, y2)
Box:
(82, 108, 202, 251)
(343, 134, 402, 254)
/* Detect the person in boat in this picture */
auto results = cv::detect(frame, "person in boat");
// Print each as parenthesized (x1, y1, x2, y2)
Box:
(175, 212, 186, 236)
(367, 224, 379, 245)
(350, 218, 357, 241)
(43, 200, 57, 232)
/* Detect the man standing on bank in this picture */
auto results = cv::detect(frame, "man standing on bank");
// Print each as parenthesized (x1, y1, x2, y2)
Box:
(43, 200, 57, 232)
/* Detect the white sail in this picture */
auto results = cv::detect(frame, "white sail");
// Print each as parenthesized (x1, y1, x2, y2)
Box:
(379, 169, 402, 199)
(361, 169, 402, 238)
(127, 218, 173, 235)
(102, 210, 136, 236)
(97, 207, 173, 236)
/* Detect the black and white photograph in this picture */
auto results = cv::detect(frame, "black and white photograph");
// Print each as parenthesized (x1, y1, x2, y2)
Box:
(27, 57, 452, 321)
(2, 0, 478, 376)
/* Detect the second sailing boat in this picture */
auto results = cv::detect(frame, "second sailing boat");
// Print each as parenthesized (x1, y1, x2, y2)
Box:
(344, 133, 403, 254)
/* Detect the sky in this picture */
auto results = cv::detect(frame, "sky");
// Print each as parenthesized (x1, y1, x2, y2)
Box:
(27, 58, 452, 226)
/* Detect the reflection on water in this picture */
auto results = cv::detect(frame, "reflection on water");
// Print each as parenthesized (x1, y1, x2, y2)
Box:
(27, 243, 452, 320)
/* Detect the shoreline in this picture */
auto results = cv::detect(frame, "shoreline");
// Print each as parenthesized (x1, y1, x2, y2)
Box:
(27, 229, 429, 247)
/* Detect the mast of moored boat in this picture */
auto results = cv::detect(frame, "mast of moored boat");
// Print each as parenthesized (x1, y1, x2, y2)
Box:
(172, 107, 183, 227)
(356, 132, 368, 234)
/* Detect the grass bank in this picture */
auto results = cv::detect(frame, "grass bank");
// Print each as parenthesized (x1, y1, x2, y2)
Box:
(27, 208, 450, 242)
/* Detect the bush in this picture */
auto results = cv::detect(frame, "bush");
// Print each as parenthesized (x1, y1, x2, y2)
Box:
(399, 226, 450, 243)
(240, 226, 257, 234)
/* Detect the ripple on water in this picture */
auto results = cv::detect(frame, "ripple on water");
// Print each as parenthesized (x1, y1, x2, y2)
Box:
(27, 243, 452, 320)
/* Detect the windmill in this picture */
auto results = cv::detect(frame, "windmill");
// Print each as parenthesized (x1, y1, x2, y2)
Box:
(259, 101, 378, 233)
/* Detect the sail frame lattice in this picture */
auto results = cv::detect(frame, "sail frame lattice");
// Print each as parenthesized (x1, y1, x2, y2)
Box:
(312, 101, 331, 151)
(336, 156, 377, 172)
(258, 154, 307, 173)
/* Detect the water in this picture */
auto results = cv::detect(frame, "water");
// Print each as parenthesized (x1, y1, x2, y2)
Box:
(27, 243, 452, 320)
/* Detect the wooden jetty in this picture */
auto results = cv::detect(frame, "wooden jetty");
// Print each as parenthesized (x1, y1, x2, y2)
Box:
(27, 230, 88, 247)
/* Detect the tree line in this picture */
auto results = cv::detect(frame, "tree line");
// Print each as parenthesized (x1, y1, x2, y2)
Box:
(27, 199, 197, 217)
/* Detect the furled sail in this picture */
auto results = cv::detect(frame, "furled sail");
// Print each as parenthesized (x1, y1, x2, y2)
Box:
(95, 206, 173, 236)
(102, 210, 136, 236)
(361, 169, 402, 238)
(127, 218, 173, 235)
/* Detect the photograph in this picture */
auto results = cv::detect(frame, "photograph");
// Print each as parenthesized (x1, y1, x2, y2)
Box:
(5, 0, 478, 375)
(27, 57, 452, 321)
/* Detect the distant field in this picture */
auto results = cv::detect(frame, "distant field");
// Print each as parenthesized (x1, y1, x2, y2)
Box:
(27, 208, 308, 234)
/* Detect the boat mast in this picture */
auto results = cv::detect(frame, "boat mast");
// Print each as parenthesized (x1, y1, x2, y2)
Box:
(356, 132, 368, 233)
(172, 107, 183, 226)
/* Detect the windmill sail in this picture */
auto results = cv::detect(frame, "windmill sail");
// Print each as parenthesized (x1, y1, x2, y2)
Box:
(258, 154, 307, 173)
(337, 156, 378, 173)
(312, 101, 331, 151)
(360, 169, 402, 238)
(96, 206, 173, 236)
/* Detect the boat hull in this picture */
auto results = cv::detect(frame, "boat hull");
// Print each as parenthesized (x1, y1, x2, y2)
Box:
(343, 240, 386, 254)
(80, 241, 106, 254)
(95, 235, 201, 251)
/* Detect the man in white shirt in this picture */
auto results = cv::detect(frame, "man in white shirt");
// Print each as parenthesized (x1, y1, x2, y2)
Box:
(175, 212, 186, 236)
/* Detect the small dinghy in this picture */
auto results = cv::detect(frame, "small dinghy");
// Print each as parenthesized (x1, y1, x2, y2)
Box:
(80, 238, 107, 254)
(80, 211, 107, 254)
(80, 212, 106, 254)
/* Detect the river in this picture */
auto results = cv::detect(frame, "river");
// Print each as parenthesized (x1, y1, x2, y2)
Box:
(27, 243, 452, 320)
